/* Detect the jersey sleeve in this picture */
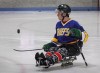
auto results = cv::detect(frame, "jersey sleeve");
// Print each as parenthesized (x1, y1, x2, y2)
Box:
(74, 21, 88, 43)
(74, 21, 85, 32)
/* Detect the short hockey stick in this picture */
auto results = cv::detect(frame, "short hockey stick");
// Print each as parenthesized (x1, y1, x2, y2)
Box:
(76, 41, 88, 67)
(13, 49, 43, 52)
(81, 52, 88, 66)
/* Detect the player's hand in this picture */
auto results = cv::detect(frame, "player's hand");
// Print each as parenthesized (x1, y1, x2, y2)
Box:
(69, 28, 82, 38)
(42, 42, 57, 52)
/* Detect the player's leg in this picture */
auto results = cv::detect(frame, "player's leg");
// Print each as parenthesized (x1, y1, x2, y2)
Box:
(44, 47, 68, 65)
(66, 42, 82, 56)
(35, 48, 66, 66)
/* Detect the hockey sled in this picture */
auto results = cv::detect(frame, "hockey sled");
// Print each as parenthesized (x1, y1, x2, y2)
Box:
(35, 56, 77, 68)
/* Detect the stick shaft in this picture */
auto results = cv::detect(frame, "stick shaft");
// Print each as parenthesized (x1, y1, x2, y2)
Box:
(81, 52, 88, 66)
(13, 49, 42, 52)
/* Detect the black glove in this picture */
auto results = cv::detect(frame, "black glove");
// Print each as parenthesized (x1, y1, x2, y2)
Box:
(42, 42, 57, 52)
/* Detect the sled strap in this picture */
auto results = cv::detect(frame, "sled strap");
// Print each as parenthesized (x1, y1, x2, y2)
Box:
(54, 52, 62, 61)
(46, 52, 52, 56)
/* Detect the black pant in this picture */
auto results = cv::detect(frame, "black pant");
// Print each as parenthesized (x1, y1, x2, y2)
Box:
(60, 41, 83, 56)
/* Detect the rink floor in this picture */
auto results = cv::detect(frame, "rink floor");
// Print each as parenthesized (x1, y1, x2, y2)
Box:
(0, 11, 100, 73)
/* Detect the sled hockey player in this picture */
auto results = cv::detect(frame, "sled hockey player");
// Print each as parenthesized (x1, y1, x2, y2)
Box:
(35, 4, 88, 68)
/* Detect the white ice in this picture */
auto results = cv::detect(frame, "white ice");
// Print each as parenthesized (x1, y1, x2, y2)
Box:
(0, 11, 100, 73)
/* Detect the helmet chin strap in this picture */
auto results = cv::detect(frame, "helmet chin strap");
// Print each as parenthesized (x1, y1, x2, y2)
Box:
(61, 13, 69, 22)
(62, 16, 65, 22)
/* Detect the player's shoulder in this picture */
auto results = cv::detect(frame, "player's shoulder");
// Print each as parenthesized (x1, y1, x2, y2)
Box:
(70, 20, 81, 25)
(56, 21, 61, 26)
(56, 20, 78, 23)
(56, 20, 79, 26)
(56, 21, 61, 24)
(70, 20, 79, 23)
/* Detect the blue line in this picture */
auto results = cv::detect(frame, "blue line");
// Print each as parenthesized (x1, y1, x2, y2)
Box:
(0, 7, 99, 11)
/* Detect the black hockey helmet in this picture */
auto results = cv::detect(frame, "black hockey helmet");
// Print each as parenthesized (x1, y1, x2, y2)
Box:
(57, 4, 71, 14)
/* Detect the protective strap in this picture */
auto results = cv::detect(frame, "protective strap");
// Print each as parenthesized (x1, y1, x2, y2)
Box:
(54, 52, 62, 61)
(51, 38, 58, 43)
(83, 31, 88, 43)
(45, 52, 52, 56)
(67, 40, 79, 44)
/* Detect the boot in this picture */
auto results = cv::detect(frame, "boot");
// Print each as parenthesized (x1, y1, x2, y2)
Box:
(35, 52, 40, 66)
(35, 52, 50, 67)
(35, 52, 40, 62)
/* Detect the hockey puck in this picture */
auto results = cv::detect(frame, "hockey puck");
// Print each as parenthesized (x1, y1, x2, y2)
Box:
(17, 29, 20, 34)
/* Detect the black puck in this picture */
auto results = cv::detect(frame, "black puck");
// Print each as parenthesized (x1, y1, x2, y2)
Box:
(17, 29, 20, 34)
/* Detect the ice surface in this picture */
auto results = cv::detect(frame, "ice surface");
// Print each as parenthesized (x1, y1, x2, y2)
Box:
(0, 11, 100, 73)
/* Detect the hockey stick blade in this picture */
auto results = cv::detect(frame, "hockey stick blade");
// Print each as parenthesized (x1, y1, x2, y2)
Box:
(13, 49, 42, 52)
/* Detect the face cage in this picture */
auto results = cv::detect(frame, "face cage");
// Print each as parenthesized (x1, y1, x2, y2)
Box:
(55, 9, 70, 16)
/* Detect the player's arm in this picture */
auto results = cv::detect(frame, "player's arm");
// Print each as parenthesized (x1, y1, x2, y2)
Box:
(77, 24, 89, 43)
(74, 21, 88, 43)
(42, 34, 58, 52)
